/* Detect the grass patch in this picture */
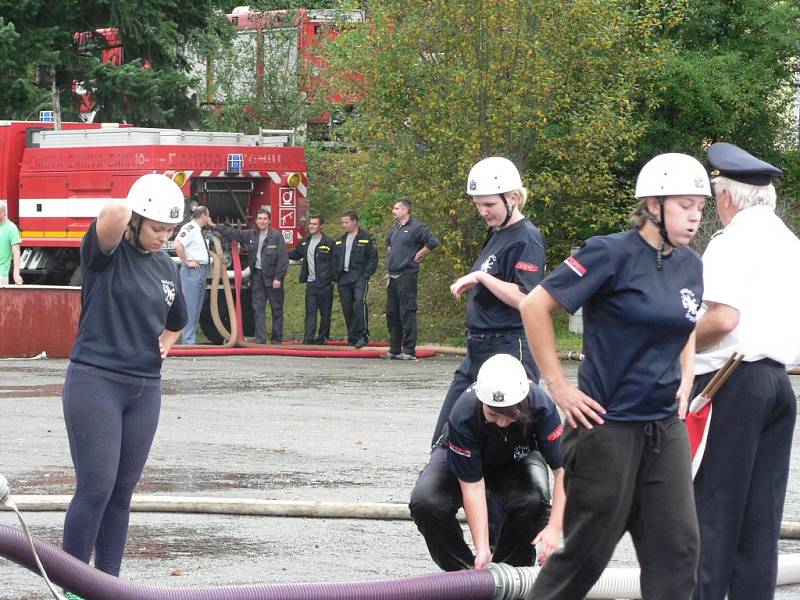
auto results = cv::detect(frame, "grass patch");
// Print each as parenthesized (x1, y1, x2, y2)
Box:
(276, 264, 583, 352)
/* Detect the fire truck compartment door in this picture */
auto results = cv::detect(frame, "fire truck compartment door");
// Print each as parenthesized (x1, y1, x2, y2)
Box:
(67, 174, 114, 237)
(19, 175, 68, 240)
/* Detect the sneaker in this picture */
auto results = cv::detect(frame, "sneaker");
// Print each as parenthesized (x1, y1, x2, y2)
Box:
(396, 352, 417, 360)
(65, 593, 85, 600)
(382, 351, 398, 359)
(353, 338, 368, 349)
(314, 336, 328, 345)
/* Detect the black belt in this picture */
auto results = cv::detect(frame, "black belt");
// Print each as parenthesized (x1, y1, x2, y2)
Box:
(467, 328, 524, 338)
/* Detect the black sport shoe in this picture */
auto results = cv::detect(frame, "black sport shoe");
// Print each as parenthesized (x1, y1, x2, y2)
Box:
(353, 338, 368, 349)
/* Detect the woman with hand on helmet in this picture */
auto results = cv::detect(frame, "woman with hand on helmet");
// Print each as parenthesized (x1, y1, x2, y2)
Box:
(430, 157, 546, 448)
(410, 354, 565, 571)
(61, 174, 187, 585)
(520, 154, 709, 599)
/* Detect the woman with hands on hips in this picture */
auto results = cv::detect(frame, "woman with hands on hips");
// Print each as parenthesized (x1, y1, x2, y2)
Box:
(520, 153, 709, 600)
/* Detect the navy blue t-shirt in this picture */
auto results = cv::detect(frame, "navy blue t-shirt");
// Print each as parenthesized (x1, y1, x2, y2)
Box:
(541, 229, 703, 421)
(465, 218, 546, 331)
(445, 383, 563, 483)
(70, 220, 187, 378)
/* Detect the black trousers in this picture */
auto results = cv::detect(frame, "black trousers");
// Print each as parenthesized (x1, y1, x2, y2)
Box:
(409, 447, 551, 572)
(386, 272, 418, 355)
(529, 417, 699, 600)
(303, 281, 333, 343)
(431, 330, 539, 448)
(251, 272, 284, 343)
(337, 277, 369, 344)
(693, 359, 796, 600)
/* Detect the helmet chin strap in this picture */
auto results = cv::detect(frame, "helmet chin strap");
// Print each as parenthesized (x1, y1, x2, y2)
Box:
(128, 216, 147, 252)
(497, 192, 514, 229)
(483, 192, 516, 246)
(638, 197, 674, 271)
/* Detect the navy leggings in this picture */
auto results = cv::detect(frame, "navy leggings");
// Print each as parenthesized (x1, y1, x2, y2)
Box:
(62, 362, 161, 576)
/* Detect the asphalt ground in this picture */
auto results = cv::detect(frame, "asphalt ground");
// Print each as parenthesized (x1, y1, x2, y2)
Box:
(1, 354, 799, 599)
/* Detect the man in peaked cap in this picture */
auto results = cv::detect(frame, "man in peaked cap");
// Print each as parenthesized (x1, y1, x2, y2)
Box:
(691, 142, 800, 600)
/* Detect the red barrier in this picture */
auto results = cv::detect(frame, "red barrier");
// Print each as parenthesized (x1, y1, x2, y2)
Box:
(0, 286, 81, 358)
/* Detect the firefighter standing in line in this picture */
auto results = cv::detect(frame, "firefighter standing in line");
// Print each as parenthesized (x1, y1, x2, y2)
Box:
(334, 210, 378, 348)
(175, 206, 211, 344)
(430, 156, 546, 448)
(61, 174, 187, 595)
(519, 153, 709, 600)
(410, 353, 565, 571)
(209, 209, 289, 344)
(384, 197, 439, 360)
(288, 214, 336, 344)
(692, 143, 800, 600)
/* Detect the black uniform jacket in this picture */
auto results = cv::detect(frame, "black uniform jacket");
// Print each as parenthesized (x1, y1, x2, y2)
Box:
(213, 224, 289, 283)
(334, 228, 378, 284)
(288, 234, 335, 285)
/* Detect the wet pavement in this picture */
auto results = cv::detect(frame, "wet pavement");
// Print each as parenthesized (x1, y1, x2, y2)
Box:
(1, 355, 799, 599)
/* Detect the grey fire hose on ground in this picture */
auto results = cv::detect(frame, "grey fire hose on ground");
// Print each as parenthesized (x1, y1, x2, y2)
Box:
(5, 485, 800, 599)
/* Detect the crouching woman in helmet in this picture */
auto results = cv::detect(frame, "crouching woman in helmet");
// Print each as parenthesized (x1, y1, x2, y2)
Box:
(520, 153, 709, 600)
(410, 354, 565, 571)
(61, 174, 187, 580)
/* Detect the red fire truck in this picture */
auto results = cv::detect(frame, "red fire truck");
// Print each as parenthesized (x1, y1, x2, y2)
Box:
(1, 120, 307, 336)
(74, 8, 363, 128)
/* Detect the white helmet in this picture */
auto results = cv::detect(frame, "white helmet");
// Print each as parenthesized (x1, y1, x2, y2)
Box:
(466, 157, 523, 196)
(474, 354, 530, 408)
(126, 174, 185, 224)
(635, 153, 711, 199)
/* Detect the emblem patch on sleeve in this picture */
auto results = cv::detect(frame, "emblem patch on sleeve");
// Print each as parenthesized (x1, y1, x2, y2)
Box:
(448, 441, 472, 457)
(564, 256, 586, 277)
(515, 261, 539, 272)
(547, 424, 564, 442)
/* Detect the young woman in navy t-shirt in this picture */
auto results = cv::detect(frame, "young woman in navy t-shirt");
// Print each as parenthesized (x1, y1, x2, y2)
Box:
(62, 174, 187, 581)
(430, 157, 547, 448)
(520, 154, 710, 600)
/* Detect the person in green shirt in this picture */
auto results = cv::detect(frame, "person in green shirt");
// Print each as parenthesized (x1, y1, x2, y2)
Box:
(0, 200, 23, 285)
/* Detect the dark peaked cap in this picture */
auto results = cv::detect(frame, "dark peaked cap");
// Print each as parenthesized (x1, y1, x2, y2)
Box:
(708, 142, 783, 186)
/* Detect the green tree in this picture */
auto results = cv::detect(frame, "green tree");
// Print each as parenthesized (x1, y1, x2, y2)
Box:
(201, 4, 312, 134)
(639, 0, 800, 158)
(0, 0, 225, 126)
(203, 1, 362, 134)
(323, 0, 678, 274)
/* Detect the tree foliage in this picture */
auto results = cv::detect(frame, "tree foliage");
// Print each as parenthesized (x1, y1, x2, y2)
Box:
(323, 0, 678, 272)
(640, 0, 800, 159)
(0, 0, 225, 125)
(201, 3, 313, 134)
